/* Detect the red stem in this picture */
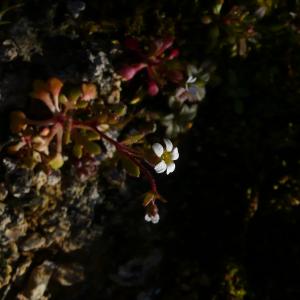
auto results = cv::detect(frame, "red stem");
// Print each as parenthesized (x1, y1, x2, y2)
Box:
(128, 155, 158, 193)
(78, 122, 158, 194)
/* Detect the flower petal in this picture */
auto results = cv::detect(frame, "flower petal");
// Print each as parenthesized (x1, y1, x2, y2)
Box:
(187, 76, 197, 83)
(152, 143, 164, 157)
(164, 139, 173, 152)
(145, 214, 152, 222)
(151, 214, 160, 224)
(154, 161, 167, 173)
(171, 147, 179, 160)
(166, 162, 176, 175)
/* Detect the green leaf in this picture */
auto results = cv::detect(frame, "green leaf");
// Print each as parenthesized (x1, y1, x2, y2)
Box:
(81, 83, 98, 101)
(84, 141, 101, 155)
(59, 94, 69, 105)
(76, 100, 89, 109)
(143, 192, 155, 207)
(85, 130, 101, 141)
(73, 144, 83, 158)
(121, 133, 145, 145)
(68, 87, 82, 103)
(49, 153, 64, 170)
(121, 156, 140, 177)
(110, 103, 127, 117)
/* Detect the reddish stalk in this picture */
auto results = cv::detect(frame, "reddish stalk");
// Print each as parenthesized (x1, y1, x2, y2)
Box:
(26, 114, 159, 195)
(91, 124, 158, 194)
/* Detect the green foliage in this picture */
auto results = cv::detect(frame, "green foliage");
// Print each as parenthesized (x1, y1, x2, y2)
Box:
(121, 155, 140, 178)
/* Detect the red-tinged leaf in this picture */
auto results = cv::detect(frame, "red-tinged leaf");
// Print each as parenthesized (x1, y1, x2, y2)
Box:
(68, 88, 82, 103)
(73, 144, 83, 159)
(119, 63, 147, 81)
(47, 78, 63, 98)
(31, 89, 55, 112)
(155, 37, 174, 56)
(121, 156, 140, 177)
(40, 127, 50, 137)
(84, 141, 101, 156)
(85, 130, 100, 141)
(81, 83, 98, 101)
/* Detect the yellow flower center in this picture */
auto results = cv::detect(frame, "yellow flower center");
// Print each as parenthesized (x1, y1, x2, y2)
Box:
(162, 151, 173, 164)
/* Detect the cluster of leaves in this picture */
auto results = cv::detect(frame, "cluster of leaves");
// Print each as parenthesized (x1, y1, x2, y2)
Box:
(118, 36, 213, 137)
(9, 78, 104, 170)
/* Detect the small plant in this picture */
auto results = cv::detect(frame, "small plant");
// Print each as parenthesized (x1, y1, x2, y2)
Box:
(8, 77, 181, 223)
(9, 78, 100, 169)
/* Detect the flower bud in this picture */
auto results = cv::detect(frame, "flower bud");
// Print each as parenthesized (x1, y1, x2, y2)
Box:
(147, 80, 159, 96)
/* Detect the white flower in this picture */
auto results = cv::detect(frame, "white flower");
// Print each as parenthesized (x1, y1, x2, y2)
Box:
(145, 213, 160, 224)
(186, 75, 197, 84)
(152, 139, 179, 175)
